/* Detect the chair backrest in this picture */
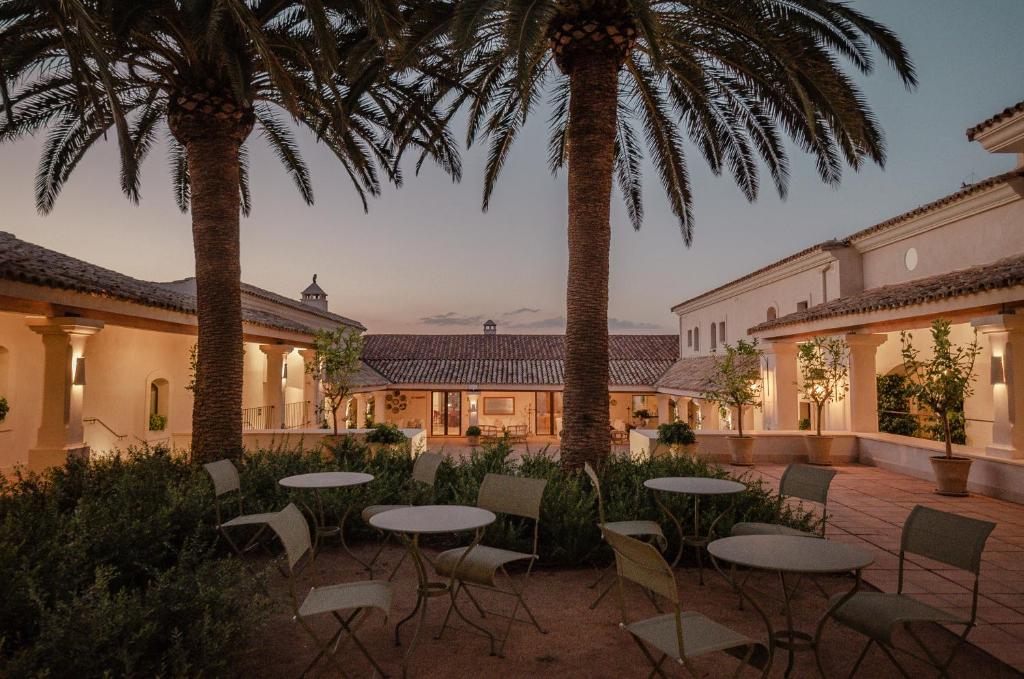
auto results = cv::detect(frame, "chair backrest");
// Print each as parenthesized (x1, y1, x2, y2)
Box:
(268, 503, 313, 572)
(779, 463, 835, 505)
(477, 473, 547, 520)
(411, 451, 443, 486)
(583, 463, 606, 525)
(901, 505, 994, 574)
(204, 459, 241, 496)
(605, 528, 679, 606)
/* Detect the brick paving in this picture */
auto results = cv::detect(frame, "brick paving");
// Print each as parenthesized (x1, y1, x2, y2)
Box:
(735, 462, 1024, 672)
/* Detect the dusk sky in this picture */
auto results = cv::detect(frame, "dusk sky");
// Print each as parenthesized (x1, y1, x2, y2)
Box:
(2, 0, 1022, 335)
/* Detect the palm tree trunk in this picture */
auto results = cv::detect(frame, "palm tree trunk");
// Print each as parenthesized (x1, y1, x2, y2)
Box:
(187, 133, 244, 462)
(560, 53, 619, 469)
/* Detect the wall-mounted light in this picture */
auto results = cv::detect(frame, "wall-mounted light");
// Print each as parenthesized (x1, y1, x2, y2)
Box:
(282, 361, 288, 379)
(992, 355, 1006, 385)
(72, 357, 86, 386)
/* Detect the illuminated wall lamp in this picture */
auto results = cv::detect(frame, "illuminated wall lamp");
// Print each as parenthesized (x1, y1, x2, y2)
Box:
(991, 355, 1005, 386)
(72, 357, 86, 386)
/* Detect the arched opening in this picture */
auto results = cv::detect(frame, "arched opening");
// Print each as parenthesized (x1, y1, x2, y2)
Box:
(149, 378, 169, 431)
(0, 346, 9, 424)
(766, 307, 777, 321)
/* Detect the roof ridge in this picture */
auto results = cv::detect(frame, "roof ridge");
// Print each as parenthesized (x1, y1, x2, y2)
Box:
(967, 100, 1024, 140)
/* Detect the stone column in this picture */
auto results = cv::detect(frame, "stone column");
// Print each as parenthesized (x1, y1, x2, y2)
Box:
(259, 345, 293, 429)
(698, 399, 720, 430)
(974, 314, 1024, 459)
(373, 392, 386, 426)
(27, 317, 104, 470)
(355, 394, 367, 428)
(656, 394, 671, 423)
(298, 349, 321, 427)
(846, 334, 887, 433)
(763, 341, 800, 430)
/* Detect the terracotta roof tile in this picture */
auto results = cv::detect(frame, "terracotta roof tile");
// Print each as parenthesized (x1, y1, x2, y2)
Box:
(654, 354, 760, 393)
(361, 334, 678, 386)
(967, 100, 1024, 140)
(750, 253, 1024, 333)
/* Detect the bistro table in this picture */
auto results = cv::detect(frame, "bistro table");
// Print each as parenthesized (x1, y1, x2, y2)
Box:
(643, 476, 746, 584)
(369, 505, 497, 678)
(278, 471, 374, 566)
(708, 534, 875, 678)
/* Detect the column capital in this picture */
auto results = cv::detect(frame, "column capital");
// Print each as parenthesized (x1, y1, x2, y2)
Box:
(763, 339, 800, 356)
(27, 317, 104, 337)
(259, 343, 294, 356)
(844, 333, 887, 348)
(297, 348, 317, 361)
(972, 314, 1024, 335)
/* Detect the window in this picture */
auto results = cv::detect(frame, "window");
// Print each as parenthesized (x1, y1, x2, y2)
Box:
(148, 378, 169, 431)
(0, 346, 9, 423)
(710, 323, 717, 350)
(766, 307, 777, 321)
(536, 392, 564, 435)
(687, 329, 692, 347)
(719, 321, 726, 345)
(797, 301, 809, 312)
(693, 327, 700, 352)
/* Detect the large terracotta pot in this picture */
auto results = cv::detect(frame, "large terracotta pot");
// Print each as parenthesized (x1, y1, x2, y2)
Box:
(930, 456, 972, 496)
(467, 435, 480, 446)
(804, 435, 834, 466)
(728, 436, 755, 466)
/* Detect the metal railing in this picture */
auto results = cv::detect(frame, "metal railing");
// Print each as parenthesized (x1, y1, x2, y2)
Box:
(241, 402, 312, 430)
(241, 405, 275, 430)
(283, 401, 312, 429)
(83, 417, 127, 440)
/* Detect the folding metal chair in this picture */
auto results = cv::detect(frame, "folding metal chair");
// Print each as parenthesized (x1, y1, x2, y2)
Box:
(433, 473, 549, 656)
(605, 529, 770, 678)
(204, 459, 278, 559)
(731, 463, 837, 538)
(362, 452, 443, 579)
(268, 503, 393, 678)
(583, 462, 667, 610)
(827, 505, 995, 678)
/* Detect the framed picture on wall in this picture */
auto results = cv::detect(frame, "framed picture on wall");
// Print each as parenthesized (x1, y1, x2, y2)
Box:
(484, 397, 515, 416)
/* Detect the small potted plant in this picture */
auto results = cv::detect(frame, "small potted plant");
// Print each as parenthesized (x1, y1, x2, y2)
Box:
(633, 408, 653, 427)
(797, 336, 849, 465)
(148, 412, 167, 432)
(798, 418, 811, 431)
(0, 396, 8, 424)
(702, 340, 763, 465)
(656, 421, 697, 458)
(466, 425, 482, 446)
(901, 319, 980, 496)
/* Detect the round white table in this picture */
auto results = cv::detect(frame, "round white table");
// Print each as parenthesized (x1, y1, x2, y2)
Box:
(644, 476, 746, 583)
(708, 534, 875, 677)
(279, 471, 374, 565)
(370, 505, 497, 677)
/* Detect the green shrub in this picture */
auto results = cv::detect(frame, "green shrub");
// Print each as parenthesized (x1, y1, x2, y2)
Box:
(656, 421, 696, 445)
(0, 396, 8, 423)
(465, 425, 482, 437)
(798, 418, 811, 431)
(365, 423, 407, 444)
(149, 412, 167, 431)
(877, 373, 918, 437)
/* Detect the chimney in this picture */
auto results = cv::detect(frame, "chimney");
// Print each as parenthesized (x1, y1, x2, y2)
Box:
(483, 319, 497, 336)
(301, 274, 329, 312)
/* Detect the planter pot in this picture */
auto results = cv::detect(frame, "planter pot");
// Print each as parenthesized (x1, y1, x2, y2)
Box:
(930, 456, 972, 496)
(467, 435, 480, 446)
(804, 435, 834, 466)
(728, 436, 755, 466)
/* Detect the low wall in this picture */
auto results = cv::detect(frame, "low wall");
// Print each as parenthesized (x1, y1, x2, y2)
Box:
(628, 429, 858, 464)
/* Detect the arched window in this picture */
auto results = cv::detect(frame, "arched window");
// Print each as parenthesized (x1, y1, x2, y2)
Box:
(766, 307, 777, 321)
(148, 378, 169, 431)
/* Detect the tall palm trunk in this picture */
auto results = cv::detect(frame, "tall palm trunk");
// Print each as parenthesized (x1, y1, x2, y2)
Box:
(170, 92, 253, 463)
(560, 53, 619, 469)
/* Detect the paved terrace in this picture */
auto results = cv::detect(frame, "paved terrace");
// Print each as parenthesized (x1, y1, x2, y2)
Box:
(739, 463, 1024, 672)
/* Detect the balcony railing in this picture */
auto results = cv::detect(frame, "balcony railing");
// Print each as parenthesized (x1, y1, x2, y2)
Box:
(283, 401, 312, 429)
(241, 405, 275, 430)
(241, 402, 313, 430)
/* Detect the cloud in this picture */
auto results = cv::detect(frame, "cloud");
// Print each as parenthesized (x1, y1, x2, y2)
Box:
(510, 315, 566, 330)
(503, 307, 541, 316)
(608, 317, 666, 331)
(419, 312, 484, 327)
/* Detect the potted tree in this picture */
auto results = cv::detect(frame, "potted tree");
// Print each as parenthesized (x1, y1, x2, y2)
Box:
(307, 326, 365, 436)
(702, 340, 763, 465)
(0, 396, 8, 424)
(797, 337, 849, 465)
(466, 425, 482, 446)
(901, 319, 981, 496)
(656, 421, 698, 458)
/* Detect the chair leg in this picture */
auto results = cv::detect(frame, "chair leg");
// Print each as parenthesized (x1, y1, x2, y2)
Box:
(907, 623, 970, 678)
(876, 641, 914, 679)
(589, 574, 617, 610)
(631, 635, 670, 679)
(462, 583, 488, 618)
(296, 615, 351, 679)
(848, 638, 874, 678)
(336, 610, 390, 679)
(730, 645, 755, 679)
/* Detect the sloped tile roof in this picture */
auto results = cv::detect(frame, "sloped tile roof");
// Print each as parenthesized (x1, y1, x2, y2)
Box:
(654, 354, 760, 393)
(750, 253, 1024, 334)
(361, 334, 678, 386)
(0, 231, 359, 335)
(967, 100, 1024, 140)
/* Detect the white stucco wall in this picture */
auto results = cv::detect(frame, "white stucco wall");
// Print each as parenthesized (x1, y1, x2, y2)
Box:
(0, 312, 45, 471)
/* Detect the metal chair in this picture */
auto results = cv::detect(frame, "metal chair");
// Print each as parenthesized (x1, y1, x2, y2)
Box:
(433, 473, 549, 656)
(362, 452, 443, 579)
(827, 505, 995, 678)
(268, 503, 393, 678)
(203, 459, 278, 559)
(731, 463, 837, 538)
(583, 462, 667, 610)
(605, 529, 770, 678)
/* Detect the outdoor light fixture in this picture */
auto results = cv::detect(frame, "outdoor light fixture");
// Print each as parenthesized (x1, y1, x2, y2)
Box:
(282, 361, 288, 379)
(72, 357, 86, 386)
(992, 355, 1006, 385)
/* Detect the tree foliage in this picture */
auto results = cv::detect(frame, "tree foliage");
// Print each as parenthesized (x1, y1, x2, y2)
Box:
(308, 326, 365, 436)
(797, 336, 849, 437)
(701, 340, 763, 437)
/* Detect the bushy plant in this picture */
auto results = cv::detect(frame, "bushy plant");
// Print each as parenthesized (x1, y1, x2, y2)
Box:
(149, 412, 167, 431)
(0, 396, 8, 423)
(798, 418, 811, 431)
(701, 340, 764, 437)
(657, 421, 696, 446)
(465, 425, 482, 437)
(877, 373, 919, 437)
(365, 423, 407, 445)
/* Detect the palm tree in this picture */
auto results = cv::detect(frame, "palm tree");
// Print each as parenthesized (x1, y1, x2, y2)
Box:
(445, 0, 915, 468)
(0, 1, 458, 462)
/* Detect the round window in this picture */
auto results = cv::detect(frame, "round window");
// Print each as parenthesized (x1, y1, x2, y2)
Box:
(904, 247, 918, 272)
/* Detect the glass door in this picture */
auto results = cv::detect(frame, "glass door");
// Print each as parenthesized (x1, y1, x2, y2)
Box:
(431, 391, 462, 436)
(536, 392, 552, 435)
